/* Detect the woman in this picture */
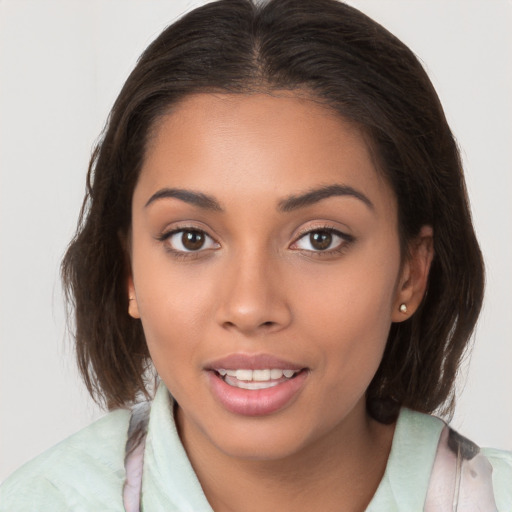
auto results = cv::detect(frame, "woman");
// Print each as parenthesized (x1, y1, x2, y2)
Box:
(1, 0, 510, 510)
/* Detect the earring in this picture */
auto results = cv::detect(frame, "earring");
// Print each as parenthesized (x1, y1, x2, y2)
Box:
(399, 303, 408, 314)
(129, 297, 135, 302)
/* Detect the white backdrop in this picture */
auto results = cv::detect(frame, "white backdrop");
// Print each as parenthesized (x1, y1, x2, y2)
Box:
(1, 0, 511, 482)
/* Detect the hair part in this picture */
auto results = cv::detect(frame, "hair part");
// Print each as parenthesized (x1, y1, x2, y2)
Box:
(62, 0, 484, 420)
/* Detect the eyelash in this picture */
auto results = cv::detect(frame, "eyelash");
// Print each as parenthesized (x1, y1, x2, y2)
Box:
(291, 226, 355, 257)
(156, 226, 219, 260)
(156, 225, 354, 259)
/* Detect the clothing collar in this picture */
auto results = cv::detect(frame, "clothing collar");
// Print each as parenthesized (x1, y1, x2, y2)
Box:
(141, 383, 444, 511)
(366, 407, 444, 510)
(142, 383, 213, 511)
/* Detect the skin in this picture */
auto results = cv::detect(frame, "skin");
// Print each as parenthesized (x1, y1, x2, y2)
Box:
(127, 92, 433, 511)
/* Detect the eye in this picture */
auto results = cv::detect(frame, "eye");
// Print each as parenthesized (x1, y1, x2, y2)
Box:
(162, 229, 219, 253)
(292, 228, 351, 252)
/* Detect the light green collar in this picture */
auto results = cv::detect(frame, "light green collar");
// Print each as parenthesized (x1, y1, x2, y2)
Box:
(142, 384, 444, 511)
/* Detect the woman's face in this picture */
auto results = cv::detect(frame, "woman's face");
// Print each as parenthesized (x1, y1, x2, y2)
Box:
(128, 92, 412, 460)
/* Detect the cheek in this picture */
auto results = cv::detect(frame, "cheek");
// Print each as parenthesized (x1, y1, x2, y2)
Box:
(294, 243, 400, 382)
(137, 283, 208, 348)
(299, 288, 393, 423)
(296, 249, 399, 336)
(136, 290, 207, 401)
(130, 250, 215, 377)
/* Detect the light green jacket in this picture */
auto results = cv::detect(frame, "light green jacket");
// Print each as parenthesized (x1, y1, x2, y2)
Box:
(1, 384, 511, 511)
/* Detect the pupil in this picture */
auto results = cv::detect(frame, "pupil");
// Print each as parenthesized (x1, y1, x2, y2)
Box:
(310, 231, 332, 250)
(182, 231, 205, 250)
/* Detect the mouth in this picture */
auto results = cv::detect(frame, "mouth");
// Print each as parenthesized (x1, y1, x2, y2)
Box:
(205, 354, 309, 416)
(215, 368, 304, 390)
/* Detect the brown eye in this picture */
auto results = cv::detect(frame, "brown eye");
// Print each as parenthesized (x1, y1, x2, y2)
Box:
(292, 228, 352, 253)
(182, 230, 205, 251)
(309, 231, 332, 250)
(163, 229, 219, 253)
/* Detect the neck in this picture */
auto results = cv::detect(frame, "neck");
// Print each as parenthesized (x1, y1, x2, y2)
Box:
(176, 401, 396, 512)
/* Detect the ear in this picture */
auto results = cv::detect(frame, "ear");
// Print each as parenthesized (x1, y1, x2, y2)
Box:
(127, 274, 141, 319)
(120, 228, 140, 319)
(392, 225, 434, 322)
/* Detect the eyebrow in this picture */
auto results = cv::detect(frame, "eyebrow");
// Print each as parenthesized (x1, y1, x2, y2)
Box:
(278, 184, 374, 212)
(145, 188, 223, 211)
(144, 183, 374, 213)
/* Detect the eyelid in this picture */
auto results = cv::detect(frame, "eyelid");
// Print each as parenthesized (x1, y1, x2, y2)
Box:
(156, 225, 220, 255)
(290, 225, 354, 253)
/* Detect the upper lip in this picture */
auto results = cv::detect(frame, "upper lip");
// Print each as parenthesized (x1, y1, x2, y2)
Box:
(205, 353, 305, 371)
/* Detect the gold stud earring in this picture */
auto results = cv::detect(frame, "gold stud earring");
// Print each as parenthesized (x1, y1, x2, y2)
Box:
(399, 303, 408, 314)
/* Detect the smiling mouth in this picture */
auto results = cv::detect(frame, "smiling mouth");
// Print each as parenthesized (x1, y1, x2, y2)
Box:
(214, 368, 304, 390)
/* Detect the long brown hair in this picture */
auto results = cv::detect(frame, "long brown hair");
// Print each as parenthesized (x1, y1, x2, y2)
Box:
(62, 0, 484, 421)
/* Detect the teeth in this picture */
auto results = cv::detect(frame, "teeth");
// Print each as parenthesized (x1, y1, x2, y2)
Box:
(236, 369, 253, 381)
(216, 368, 300, 382)
(270, 369, 283, 379)
(253, 369, 270, 381)
(233, 380, 281, 390)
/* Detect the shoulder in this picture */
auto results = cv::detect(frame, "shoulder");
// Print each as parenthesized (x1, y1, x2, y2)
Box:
(374, 408, 512, 510)
(0, 408, 131, 512)
(481, 446, 512, 509)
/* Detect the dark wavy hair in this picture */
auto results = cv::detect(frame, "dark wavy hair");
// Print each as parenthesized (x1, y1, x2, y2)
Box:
(62, 0, 484, 422)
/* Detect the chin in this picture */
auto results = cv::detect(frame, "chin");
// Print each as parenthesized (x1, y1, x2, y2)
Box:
(212, 426, 314, 461)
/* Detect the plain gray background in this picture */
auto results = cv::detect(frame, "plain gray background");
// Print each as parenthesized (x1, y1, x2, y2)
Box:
(1, 0, 511, 482)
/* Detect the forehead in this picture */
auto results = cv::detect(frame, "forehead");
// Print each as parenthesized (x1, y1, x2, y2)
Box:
(137, 92, 395, 215)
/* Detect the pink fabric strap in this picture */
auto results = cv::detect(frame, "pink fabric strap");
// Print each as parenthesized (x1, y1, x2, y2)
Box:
(123, 402, 151, 512)
(121, 404, 498, 511)
(425, 426, 498, 511)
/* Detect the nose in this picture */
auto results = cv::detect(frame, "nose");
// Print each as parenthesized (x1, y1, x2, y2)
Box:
(215, 250, 292, 336)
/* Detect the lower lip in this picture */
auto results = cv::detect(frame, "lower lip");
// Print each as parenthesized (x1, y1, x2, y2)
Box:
(207, 370, 308, 416)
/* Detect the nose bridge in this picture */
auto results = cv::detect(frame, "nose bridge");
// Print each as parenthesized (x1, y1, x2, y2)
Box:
(216, 243, 291, 334)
